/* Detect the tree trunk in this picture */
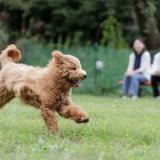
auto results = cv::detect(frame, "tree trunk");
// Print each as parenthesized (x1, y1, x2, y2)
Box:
(133, 0, 160, 49)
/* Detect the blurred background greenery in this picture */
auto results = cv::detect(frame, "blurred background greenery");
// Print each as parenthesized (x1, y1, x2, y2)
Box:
(0, 0, 160, 95)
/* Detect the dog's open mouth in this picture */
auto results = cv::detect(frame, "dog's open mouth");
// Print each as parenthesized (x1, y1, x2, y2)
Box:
(70, 79, 81, 87)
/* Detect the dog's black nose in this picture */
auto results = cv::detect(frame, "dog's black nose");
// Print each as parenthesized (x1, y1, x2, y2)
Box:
(84, 74, 87, 79)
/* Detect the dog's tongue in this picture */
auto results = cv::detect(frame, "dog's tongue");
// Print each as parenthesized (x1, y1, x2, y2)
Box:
(74, 80, 81, 87)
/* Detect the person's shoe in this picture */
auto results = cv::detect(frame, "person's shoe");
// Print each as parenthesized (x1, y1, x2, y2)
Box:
(132, 95, 138, 100)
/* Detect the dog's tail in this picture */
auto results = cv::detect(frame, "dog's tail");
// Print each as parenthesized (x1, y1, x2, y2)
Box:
(0, 44, 21, 67)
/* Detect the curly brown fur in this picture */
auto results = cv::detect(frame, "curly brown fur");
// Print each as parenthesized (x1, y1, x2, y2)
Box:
(0, 44, 89, 135)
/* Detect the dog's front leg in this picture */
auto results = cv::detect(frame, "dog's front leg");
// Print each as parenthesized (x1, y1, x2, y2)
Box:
(41, 106, 59, 135)
(57, 104, 89, 123)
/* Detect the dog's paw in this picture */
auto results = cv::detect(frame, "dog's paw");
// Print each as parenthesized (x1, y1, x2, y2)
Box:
(76, 117, 89, 123)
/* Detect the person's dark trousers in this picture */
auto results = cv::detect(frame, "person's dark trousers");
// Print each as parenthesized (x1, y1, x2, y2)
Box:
(151, 75, 160, 97)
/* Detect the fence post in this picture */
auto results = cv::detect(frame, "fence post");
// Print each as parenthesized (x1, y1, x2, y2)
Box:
(93, 42, 98, 94)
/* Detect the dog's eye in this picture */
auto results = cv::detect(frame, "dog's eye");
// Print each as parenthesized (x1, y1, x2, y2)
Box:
(70, 67, 76, 70)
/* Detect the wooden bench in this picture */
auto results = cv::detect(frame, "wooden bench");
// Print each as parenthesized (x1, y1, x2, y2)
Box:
(118, 80, 160, 96)
(118, 80, 160, 86)
(118, 80, 152, 86)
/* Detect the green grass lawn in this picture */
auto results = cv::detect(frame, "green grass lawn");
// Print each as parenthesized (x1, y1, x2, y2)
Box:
(0, 95, 160, 160)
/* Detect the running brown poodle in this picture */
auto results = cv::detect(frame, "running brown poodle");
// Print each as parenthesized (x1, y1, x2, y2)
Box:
(0, 44, 89, 134)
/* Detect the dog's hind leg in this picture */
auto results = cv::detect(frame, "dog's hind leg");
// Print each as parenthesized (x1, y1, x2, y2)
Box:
(19, 86, 59, 134)
(0, 83, 14, 109)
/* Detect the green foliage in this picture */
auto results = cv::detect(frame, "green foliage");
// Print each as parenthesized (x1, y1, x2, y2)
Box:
(0, 0, 159, 47)
(0, 96, 160, 159)
(139, 1, 157, 16)
(101, 16, 127, 49)
(0, 23, 9, 49)
(0, 0, 131, 44)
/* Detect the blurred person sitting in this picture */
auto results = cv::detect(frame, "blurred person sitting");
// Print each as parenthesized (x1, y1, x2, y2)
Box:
(151, 52, 160, 99)
(122, 38, 151, 99)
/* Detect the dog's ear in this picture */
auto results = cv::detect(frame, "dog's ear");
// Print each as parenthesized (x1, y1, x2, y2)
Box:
(52, 50, 64, 63)
(7, 45, 21, 62)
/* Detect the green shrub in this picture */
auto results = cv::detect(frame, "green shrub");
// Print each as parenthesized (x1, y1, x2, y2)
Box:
(0, 23, 9, 49)
(101, 16, 127, 49)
